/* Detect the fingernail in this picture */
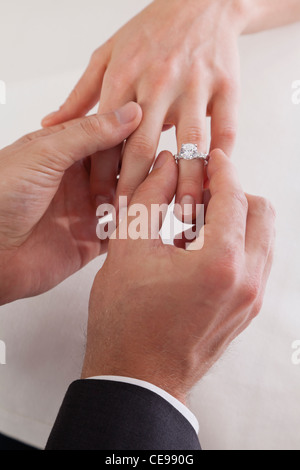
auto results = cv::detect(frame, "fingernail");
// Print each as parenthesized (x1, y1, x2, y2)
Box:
(42, 111, 57, 126)
(115, 102, 137, 124)
(95, 195, 114, 210)
(153, 152, 169, 170)
(180, 195, 195, 218)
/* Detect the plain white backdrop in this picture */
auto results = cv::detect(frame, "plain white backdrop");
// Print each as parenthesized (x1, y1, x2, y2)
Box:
(0, 0, 300, 450)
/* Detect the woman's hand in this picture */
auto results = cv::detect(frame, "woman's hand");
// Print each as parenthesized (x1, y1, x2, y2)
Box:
(0, 103, 142, 304)
(42, 0, 246, 219)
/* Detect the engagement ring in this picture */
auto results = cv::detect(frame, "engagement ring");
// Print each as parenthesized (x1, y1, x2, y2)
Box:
(175, 143, 209, 166)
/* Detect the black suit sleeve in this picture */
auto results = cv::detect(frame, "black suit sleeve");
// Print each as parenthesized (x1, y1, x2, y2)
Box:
(45, 379, 201, 450)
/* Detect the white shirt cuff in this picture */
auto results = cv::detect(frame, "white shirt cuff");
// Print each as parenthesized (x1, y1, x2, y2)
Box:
(86, 375, 199, 435)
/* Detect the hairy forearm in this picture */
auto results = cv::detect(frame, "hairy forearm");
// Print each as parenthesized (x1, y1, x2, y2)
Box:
(239, 0, 300, 34)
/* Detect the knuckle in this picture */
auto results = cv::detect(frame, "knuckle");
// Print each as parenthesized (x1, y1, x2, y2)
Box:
(219, 75, 239, 95)
(108, 72, 126, 90)
(118, 182, 137, 200)
(160, 63, 178, 84)
(107, 64, 137, 89)
(31, 138, 51, 156)
(90, 49, 99, 64)
(30, 138, 66, 170)
(216, 125, 237, 144)
(219, 244, 242, 285)
(21, 127, 58, 145)
(146, 70, 169, 94)
(90, 42, 111, 64)
(253, 196, 277, 219)
(179, 174, 201, 188)
(90, 47, 103, 64)
(250, 298, 264, 320)
(182, 126, 206, 146)
(134, 183, 155, 202)
(79, 115, 103, 138)
(128, 134, 156, 161)
(142, 58, 179, 96)
(154, 56, 178, 79)
(241, 276, 261, 306)
(219, 267, 238, 290)
(210, 264, 238, 292)
(207, 249, 241, 291)
(188, 60, 202, 77)
(231, 190, 249, 213)
(19, 132, 38, 144)
(219, 260, 239, 289)
(164, 55, 179, 75)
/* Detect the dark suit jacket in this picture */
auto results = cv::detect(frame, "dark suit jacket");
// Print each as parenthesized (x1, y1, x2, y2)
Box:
(46, 380, 201, 450)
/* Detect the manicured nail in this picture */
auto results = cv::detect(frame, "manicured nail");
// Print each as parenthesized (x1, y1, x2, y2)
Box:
(180, 195, 195, 218)
(115, 102, 137, 124)
(153, 152, 169, 170)
(42, 111, 58, 126)
(95, 195, 114, 210)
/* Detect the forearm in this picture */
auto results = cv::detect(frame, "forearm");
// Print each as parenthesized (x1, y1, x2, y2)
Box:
(239, 0, 300, 34)
(157, 0, 300, 36)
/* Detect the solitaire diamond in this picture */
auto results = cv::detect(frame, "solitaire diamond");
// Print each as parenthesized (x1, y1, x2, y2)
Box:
(180, 143, 199, 160)
(175, 143, 209, 165)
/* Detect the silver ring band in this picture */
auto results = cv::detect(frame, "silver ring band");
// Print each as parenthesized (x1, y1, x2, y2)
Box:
(175, 144, 209, 166)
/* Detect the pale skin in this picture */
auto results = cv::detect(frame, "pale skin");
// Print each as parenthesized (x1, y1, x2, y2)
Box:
(42, 0, 300, 220)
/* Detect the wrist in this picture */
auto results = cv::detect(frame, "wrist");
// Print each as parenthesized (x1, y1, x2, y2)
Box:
(233, 0, 300, 35)
(230, 0, 260, 35)
(156, 0, 251, 36)
(82, 363, 189, 405)
(222, 0, 252, 35)
(82, 343, 192, 405)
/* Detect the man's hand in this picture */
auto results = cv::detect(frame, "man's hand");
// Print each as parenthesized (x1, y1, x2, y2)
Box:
(82, 149, 276, 404)
(0, 102, 142, 305)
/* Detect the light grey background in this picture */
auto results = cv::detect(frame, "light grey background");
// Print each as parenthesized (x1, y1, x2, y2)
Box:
(0, 0, 300, 450)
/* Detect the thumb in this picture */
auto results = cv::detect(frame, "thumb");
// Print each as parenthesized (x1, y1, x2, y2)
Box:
(116, 151, 178, 242)
(31, 102, 142, 172)
(132, 151, 178, 207)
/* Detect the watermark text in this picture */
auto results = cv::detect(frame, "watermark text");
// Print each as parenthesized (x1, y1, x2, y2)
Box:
(291, 340, 300, 365)
(0, 340, 6, 365)
(292, 80, 300, 105)
(96, 197, 205, 249)
(0, 80, 6, 105)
